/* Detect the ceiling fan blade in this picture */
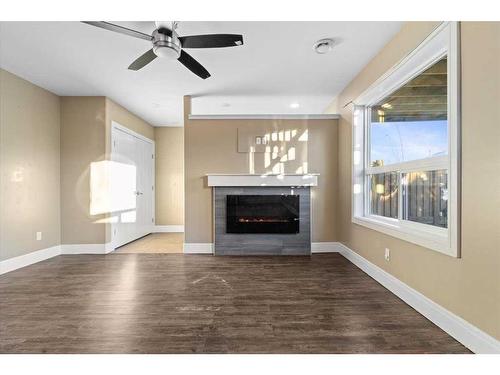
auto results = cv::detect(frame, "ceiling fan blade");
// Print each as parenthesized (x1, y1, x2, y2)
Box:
(82, 21, 152, 41)
(178, 50, 211, 79)
(179, 34, 243, 48)
(128, 49, 157, 71)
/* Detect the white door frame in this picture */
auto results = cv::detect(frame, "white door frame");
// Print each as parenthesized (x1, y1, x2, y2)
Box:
(109, 121, 155, 250)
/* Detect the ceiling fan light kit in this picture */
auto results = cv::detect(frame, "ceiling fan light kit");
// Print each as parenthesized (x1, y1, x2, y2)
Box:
(82, 21, 244, 79)
(152, 28, 181, 59)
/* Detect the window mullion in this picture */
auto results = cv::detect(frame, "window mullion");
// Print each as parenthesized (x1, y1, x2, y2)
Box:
(398, 172, 404, 221)
(367, 156, 448, 175)
(364, 107, 371, 217)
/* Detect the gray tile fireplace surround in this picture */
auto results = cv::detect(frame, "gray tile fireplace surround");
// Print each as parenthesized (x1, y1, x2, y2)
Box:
(214, 186, 311, 256)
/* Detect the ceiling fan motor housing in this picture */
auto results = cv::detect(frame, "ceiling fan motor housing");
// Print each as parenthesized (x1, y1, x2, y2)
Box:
(152, 28, 181, 59)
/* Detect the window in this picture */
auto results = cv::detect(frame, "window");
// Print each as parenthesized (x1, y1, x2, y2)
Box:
(352, 22, 460, 257)
(370, 57, 448, 166)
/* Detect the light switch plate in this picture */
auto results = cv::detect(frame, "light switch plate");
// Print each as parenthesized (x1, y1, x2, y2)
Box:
(36, 232, 42, 241)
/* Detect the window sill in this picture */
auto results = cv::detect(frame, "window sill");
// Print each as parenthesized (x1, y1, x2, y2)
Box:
(352, 215, 454, 257)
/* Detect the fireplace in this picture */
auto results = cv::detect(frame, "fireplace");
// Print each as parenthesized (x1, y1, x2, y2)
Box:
(213, 185, 312, 256)
(206, 173, 318, 255)
(226, 195, 299, 234)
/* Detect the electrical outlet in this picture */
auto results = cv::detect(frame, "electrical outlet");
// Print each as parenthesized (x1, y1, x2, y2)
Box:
(36, 232, 42, 241)
(384, 248, 390, 262)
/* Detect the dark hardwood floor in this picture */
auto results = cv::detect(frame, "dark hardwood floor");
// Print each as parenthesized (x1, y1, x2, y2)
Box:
(0, 253, 470, 353)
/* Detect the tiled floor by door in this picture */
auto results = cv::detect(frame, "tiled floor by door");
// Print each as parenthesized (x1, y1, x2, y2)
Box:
(114, 233, 183, 253)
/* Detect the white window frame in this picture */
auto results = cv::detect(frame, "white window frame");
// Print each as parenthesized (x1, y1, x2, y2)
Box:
(352, 22, 461, 257)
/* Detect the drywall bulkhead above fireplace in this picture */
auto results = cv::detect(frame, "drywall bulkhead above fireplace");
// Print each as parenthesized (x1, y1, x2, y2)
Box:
(207, 174, 318, 256)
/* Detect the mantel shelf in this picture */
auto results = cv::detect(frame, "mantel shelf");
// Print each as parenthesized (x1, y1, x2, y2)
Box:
(206, 174, 319, 187)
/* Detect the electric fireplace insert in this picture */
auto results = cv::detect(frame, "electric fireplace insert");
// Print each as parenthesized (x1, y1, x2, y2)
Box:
(226, 194, 300, 234)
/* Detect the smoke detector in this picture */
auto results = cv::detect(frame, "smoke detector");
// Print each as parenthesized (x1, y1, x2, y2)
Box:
(313, 38, 335, 54)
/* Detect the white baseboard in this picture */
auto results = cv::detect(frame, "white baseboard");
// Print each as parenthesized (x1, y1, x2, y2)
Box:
(154, 225, 184, 233)
(311, 242, 343, 253)
(0, 245, 61, 275)
(183, 243, 213, 254)
(61, 244, 109, 255)
(336, 242, 500, 354)
(104, 242, 115, 254)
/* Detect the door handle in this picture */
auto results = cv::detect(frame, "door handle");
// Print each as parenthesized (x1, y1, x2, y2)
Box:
(133, 191, 144, 196)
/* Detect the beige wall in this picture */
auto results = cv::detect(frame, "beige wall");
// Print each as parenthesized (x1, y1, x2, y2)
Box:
(105, 98, 155, 157)
(1, 74, 157, 253)
(60, 97, 107, 244)
(331, 22, 500, 340)
(0, 69, 61, 260)
(308, 120, 338, 242)
(184, 96, 338, 243)
(155, 127, 184, 226)
(61, 97, 155, 245)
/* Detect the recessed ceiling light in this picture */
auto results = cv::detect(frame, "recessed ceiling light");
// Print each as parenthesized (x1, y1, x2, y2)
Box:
(290, 102, 300, 109)
(313, 38, 335, 54)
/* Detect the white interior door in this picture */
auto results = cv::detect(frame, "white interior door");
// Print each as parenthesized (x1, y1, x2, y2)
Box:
(136, 139, 154, 239)
(111, 125, 154, 248)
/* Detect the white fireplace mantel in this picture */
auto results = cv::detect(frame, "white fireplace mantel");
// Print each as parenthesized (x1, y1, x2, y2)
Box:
(206, 173, 319, 187)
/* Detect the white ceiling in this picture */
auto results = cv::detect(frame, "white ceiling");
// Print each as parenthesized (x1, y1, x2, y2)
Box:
(0, 21, 402, 126)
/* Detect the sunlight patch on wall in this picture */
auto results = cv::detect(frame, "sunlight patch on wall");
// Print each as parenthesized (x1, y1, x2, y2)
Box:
(272, 163, 280, 174)
(302, 162, 308, 174)
(264, 151, 271, 168)
(272, 145, 279, 160)
(93, 216, 119, 224)
(90, 160, 136, 216)
(299, 129, 308, 142)
(248, 146, 255, 174)
(237, 125, 309, 175)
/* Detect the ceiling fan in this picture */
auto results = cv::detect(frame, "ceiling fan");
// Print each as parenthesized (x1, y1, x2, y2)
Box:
(82, 21, 244, 79)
